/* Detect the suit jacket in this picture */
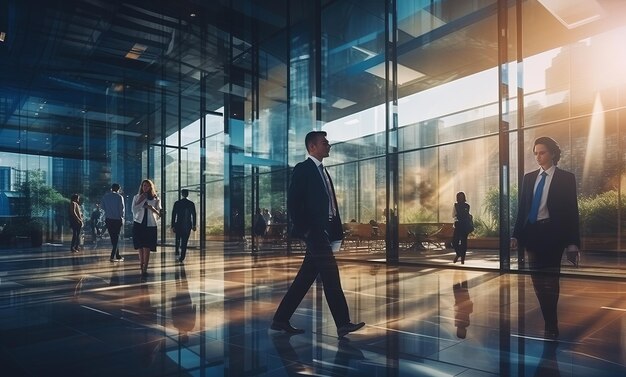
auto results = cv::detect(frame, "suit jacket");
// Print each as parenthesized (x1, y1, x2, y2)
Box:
(288, 158, 343, 241)
(171, 198, 197, 232)
(513, 167, 580, 249)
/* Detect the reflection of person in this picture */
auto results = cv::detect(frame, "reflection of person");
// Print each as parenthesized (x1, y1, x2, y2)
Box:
(253, 207, 266, 237)
(452, 271, 473, 339)
(231, 208, 244, 243)
(512, 137, 580, 340)
(90, 204, 102, 242)
(171, 265, 196, 343)
(170, 189, 196, 262)
(271, 131, 365, 338)
(452, 191, 471, 264)
(534, 342, 561, 377)
(68, 194, 83, 253)
(101, 183, 125, 262)
(130, 283, 163, 367)
(270, 334, 364, 376)
(132, 179, 162, 277)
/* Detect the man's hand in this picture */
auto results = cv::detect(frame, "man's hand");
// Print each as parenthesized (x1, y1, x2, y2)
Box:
(510, 238, 518, 250)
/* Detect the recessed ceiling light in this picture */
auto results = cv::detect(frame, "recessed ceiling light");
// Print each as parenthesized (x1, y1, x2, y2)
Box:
(332, 98, 356, 109)
(125, 43, 147, 60)
(366, 63, 426, 85)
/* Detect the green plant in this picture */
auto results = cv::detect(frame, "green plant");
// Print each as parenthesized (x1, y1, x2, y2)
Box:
(578, 190, 624, 236)
(401, 207, 437, 223)
(478, 185, 518, 237)
(18, 169, 68, 217)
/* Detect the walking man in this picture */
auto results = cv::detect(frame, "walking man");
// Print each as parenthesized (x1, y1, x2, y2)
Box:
(271, 131, 365, 338)
(101, 183, 125, 262)
(171, 189, 197, 262)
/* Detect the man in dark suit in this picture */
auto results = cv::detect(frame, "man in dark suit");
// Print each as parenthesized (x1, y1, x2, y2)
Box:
(171, 189, 197, 262)
(512, 136, 580, 340)
(271, 131, 365, 338)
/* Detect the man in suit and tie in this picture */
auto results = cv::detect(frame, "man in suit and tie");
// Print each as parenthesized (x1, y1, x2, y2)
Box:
(171, 189, 197, 262)
(512, 136, 580, 340)
(271, 131, 365, 338)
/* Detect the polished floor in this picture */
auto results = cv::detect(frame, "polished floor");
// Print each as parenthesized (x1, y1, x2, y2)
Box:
(0, 240, 625, 376)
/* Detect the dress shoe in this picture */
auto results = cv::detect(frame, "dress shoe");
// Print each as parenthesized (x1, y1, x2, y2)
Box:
(116, 256, 124, 261)
(567, 251, 579, 267)
(453, 255, 459, 263)
(337, 322, 365, 338)
(544, 324, 559, 340)
(270, 321, 305, 334)
(177, 257, 184, 263)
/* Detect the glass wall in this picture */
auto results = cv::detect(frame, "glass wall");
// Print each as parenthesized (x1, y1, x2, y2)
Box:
(2, 0, 626, 275)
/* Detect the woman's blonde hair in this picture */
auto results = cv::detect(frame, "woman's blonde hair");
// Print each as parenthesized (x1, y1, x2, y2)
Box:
(138, 179, 157, 198)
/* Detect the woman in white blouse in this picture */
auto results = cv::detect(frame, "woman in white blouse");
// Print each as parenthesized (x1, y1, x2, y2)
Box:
(132, 179, 162, 277)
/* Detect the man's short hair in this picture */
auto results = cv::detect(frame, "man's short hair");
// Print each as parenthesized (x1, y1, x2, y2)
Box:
(305, 131, 327, 152)
(181, 189, 189, 197)
(534, 136, 561, 165)
(111, 183, 120, 192)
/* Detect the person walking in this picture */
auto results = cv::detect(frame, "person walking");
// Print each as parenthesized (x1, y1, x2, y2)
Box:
(132, 179, 162, 277)
(452, 191, 472, 264)
(90, 204, 103, 243)
(271, 131, 365, 338)
(68, 193, 83, 253)
(101, 183, 125, 262)
(512, 136, 580, 340)
(171, 189, 196, 262)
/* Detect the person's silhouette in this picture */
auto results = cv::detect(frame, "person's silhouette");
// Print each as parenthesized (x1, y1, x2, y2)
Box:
(452, 271, 473, 339)
(171, 265, 196, 343)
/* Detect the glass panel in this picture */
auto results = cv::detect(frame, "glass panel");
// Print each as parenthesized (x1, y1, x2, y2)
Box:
(518, 0, 626, 276)
(396, 0, 499, 149)
(395, 137, 500, 265)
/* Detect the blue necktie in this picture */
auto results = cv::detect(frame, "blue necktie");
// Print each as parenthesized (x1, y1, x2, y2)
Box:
(528, 171, 547, 224)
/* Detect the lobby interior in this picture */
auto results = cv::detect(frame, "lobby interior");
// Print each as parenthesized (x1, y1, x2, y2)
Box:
(1, 1, 626, 376)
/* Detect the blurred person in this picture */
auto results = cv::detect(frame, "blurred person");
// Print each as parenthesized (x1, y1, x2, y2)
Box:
(101, 183, 125, 262)
(170, 189, 196, 262)
(90, 203, 103, 242)
(68, 193, 83, 253)
(512, 136, 580, 340)
(452, 191, 473, 264)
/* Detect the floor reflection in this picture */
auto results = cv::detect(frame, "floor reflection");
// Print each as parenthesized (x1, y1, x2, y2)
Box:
(452, 271, 473, 339)
(0, 243, 624, 376)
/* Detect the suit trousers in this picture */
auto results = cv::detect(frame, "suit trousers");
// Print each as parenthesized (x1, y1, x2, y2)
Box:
(273, 226, 350, 328)
(105, 218, 123, 259)
(523, 221, 564, 328)
(175, 228, 192, 260)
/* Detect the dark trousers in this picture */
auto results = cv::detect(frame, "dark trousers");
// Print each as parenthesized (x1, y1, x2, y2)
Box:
(105, 218, 123, 259)
(70, 224, 82, 250)
(523, 221, 564, 329)
(452, 226, 468, 259)
(175, 228, 192, 260)
(273, 227, 350, 328)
